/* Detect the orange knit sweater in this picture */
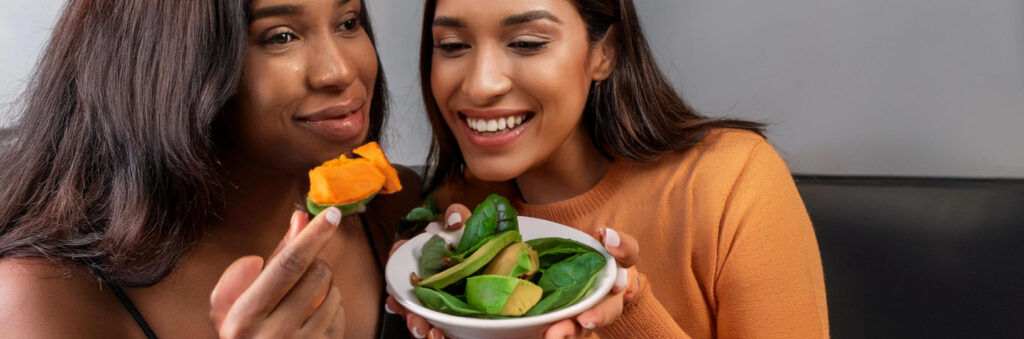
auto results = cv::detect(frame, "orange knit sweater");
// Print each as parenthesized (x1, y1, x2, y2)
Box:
(435, 129, 829, 338)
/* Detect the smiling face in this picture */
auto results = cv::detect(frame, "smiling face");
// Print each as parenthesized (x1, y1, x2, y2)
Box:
(429, 0, 615, 182)
(230, 0, 378, 175)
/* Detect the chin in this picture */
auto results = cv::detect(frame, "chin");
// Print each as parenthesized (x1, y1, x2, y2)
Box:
(465, 159, 524, 183)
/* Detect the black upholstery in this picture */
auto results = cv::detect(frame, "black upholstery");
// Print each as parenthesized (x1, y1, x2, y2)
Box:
(795, 176, 1024, 338)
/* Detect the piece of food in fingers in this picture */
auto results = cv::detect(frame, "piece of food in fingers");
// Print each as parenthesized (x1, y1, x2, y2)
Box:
(306, 142, 402, 216)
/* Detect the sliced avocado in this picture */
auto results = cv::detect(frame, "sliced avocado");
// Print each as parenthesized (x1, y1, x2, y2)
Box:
(418, 231, 521, 289)
(465, 275, 543, 316)
(483, 242, 539, 279)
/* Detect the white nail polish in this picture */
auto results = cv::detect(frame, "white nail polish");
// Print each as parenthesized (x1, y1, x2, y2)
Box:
(604, 228, 621, 248)
(412, 327, 426, 339)
(615, 268, 629, 290)
(447, 213, 462, 227)
(325, 208, 342, 226)
(583, 322, 596, 329)
(385, 304, 397, 314)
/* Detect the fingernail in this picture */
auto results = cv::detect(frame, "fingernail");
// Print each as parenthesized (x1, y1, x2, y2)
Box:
(447, 213, 462, 227)
(358, 205, 367, 213)
(325, 207, 341, 226)
(582, 322, 596, 329)
(289, 211, 301, 238)
(385, 303, 396, 314)
(603, 228, 621, 248)
(412, 326, 426, 339)
(615, 267, 629, 290)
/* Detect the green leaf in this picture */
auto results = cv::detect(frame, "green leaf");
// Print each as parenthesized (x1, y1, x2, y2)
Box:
(414, 286, 482, 316)
(483, 194, 518, 233)
(420, 235, 449, 279)
(526, 238, 598, 269)
(524, 270, 601, 316)
(455, 199, 498, 254)
(405, 207, 436, 222)
(536, 252, 606, 295)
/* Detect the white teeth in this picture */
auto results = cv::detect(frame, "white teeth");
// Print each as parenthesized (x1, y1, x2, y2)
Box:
(466, 114, 527, 133)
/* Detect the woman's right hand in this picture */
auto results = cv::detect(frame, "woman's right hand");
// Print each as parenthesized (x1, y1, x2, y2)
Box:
(209, 208, 346, 338)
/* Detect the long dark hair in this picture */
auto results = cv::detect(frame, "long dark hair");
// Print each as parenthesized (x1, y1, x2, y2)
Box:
(0, 0, 389, 287)
(420, 0, 764, 194)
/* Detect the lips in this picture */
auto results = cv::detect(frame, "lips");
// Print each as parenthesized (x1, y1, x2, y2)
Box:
(299, 99, 367, 142)
(458, 109, 533, 148)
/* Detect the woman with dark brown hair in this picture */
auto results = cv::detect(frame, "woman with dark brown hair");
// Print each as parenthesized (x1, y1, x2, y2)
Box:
(386, 0, 829, 337)
(0, 0, 418, 337)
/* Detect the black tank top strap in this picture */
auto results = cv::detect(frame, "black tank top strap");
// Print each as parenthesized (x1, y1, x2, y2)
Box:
(91, 266, 158, 339)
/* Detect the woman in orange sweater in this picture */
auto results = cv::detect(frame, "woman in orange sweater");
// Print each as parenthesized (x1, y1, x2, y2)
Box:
(387, 0, 829, 337)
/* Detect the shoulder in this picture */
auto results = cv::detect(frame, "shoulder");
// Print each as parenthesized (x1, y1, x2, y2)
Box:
(0, 258, 130, 338)
(614, 128, 794, 212)
(627, 128, 780, 186)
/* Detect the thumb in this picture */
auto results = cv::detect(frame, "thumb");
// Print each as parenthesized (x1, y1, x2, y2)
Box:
(210, 256, 264, 330)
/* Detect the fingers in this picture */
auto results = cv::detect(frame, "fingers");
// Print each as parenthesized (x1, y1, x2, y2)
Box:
(444, 204, 471, 230)
(405, 312, 432, 339)
(270, 211, 309, 261)
(612, 266, 630, 295)
(544, 319, 581, 339)
(271, 259, 334, 325)
(575, 291, 625, 332)
(597, 227, 640, 268)
(385, 295, 407, 316)
(389, 240, 409, 259)
(427, 327, 446, 339)
(210, 256, 265, 330)
(231, 207, 342, 319)
(299, 285, 343, 334)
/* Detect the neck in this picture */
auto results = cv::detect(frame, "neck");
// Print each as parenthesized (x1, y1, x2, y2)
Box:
(209, 154, 306, 257)
(515, 125, 611, 204)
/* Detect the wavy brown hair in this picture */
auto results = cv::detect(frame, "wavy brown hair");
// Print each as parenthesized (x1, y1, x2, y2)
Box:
(0, 0, 389, 287)
(420, 0, 764, 194)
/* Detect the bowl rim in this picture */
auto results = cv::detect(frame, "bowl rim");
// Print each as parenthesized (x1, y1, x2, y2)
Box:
(385, 216, 618, 329)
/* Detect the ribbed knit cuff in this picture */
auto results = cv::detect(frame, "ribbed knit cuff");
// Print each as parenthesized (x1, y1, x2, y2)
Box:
(596, 284, 691, 339)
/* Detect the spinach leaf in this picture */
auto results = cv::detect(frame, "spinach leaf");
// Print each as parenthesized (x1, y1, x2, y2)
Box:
(455, 199, 498, 254)
(536, 252, 606, 295)
(526, 238, 598, 269)
(484, 194, 518, 233)
(524, 271, 601, 316)
(414, 286, 482, 316)
(419, 235, 449, 279)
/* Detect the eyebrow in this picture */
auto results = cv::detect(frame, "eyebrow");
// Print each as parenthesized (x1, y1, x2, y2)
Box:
(250, 0, 352, 22)
(502, 10, 562, 26)
(432, 16, 466, 28)
(433, 10, 562, 28)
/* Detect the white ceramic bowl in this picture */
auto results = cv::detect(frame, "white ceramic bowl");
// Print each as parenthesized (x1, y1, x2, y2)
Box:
(385, 216, 617, 339)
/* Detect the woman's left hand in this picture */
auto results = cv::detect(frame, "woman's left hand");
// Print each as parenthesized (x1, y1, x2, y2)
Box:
(543, 227, 642, 338)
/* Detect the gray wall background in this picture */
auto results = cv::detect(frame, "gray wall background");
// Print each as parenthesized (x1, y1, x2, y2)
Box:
(3, 0, 1022, 178)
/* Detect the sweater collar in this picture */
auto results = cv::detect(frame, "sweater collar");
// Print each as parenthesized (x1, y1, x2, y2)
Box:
(513, 159, 627, 224)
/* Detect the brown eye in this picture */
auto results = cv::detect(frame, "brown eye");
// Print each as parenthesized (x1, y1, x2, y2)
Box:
(261, 29, 298, 46)
(338, 18, 360, 32)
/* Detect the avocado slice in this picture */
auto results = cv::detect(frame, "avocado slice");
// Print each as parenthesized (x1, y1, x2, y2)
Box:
(418, 231, 521, 289)
(466, 275, 543, 316)
(483, 242, 539, 279)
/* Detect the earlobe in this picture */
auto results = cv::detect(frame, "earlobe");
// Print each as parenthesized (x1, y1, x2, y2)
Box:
(590, 28, 618, 82)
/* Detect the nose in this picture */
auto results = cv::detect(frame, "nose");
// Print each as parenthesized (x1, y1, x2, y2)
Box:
(307, 38, 358, 92)
(461, 45, 512, 105)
